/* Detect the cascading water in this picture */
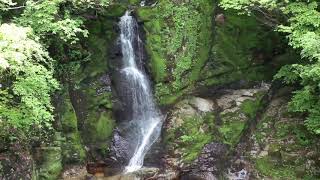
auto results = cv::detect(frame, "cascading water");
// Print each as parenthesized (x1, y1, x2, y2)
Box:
(118, 11, 163, 173)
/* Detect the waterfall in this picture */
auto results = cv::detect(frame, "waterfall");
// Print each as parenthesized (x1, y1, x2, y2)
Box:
(118, 11, 163, 173)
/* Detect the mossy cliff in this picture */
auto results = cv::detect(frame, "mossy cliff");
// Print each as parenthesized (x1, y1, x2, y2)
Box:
(248, 88, 320, 179)
(2, 1, 316, 179)
(60, 8, 123, 162)
(29, 5, 127, 179)
(136, 1, 295, 105)
(136, 0, 215, 105)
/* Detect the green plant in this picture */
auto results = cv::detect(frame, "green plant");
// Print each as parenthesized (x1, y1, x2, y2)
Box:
(220, 0, 320, 134)
(143, 0, 213, 103)
(0, 24, 59, 127)
(177, 116, 213, 162)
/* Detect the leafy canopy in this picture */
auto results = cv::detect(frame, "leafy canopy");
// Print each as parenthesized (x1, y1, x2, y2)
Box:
(16, 0, 89, 44)
(0, 0, 110, 146)
(0, 23, 59, 130)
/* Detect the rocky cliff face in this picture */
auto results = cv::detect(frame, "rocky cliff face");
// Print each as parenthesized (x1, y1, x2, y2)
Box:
(159, 85, 320, 179)
(136, 0, 295, 106)
(1, 1, 319, 179)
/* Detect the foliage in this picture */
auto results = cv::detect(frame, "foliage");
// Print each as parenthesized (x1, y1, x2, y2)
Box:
(255, 156, 296, 179)
(220, 0, 320, 134)
(16, 0, 88, 44)
(0, 24, 59, 139)
(177, 113, 214, 162)
(0, 0, 16, 11)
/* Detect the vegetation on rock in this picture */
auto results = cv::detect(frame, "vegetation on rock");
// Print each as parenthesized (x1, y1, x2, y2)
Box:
(1, 0, 320, 179)
(220, 0, 320, 135)
(0, 23, 59, 146)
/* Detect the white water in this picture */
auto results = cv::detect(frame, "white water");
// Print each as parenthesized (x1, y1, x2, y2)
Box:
(118, 11, 163, 173)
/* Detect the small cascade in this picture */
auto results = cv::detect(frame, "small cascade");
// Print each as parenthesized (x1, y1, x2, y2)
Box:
(117, 11, 163, 173)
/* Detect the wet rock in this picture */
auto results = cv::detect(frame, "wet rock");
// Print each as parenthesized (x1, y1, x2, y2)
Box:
(194, 142, 229, 173)
(227, 169, 249, 180)
(109, 128, 132, 165)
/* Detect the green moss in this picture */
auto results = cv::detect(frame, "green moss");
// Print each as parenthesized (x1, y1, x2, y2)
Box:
(128, 0, 140, 5)
(179, 116, 213, 162)
(136, 7, 154, 22)
(200, 10, 285, 87)
(103, 4, 127, 17)
(62, 132, 86, 164)
(96, 112, 114, 140)
(59, 95, 86, 163)
(37, 147, 63, 180)
(204, 66, 274, 87)
(158, 90, 184, 105)
(240, 92, 264, 119)
(164, 112, 216, 163)
(255, 156, 296, 179)
(85, 111, 115, 142)
(251, 95, 320, 178)
(219, 118, 245, 146)
(146, 46, 167, 83)
(141, 0, 215, 101)
(212, 12, 265, 68)
(218, 92, 266, 146)
(60, 98, 78, 130)
(254, 116, 273, 144)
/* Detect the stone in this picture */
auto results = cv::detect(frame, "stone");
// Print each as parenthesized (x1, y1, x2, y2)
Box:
(181, 142, 229, 179)
(131, 167, 160, 177)
(189, 97, 214, 113)
(181, 172, 218, 180)
(109, 128, 133, 165)
(0, 151, 34, 180)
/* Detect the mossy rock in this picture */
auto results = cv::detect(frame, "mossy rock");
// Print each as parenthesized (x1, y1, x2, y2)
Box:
(219, 90, 266, 147)
(136, 7, 155, 22)
(219, 115, 246, 146)
(60, 97, 78, 132)
(102, 4, 127, 17)
(59, 95, 86, 164)
(140, 0, 215, 104)
(37, 147, 63, 180)
(240, 91, 265, 119)
(255, 156, 296, 179)
(128, 0, 140, 6)
(164, 98, 219, 164)
(83, 111, 115, 143)
(62, 132, 86, 164)
(172, 114, 215, 163)
(63, 11, 117, 160)
(251, 91, 320, 178)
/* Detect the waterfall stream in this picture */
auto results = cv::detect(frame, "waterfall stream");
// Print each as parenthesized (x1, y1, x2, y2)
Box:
(118, 11, 163, 173)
